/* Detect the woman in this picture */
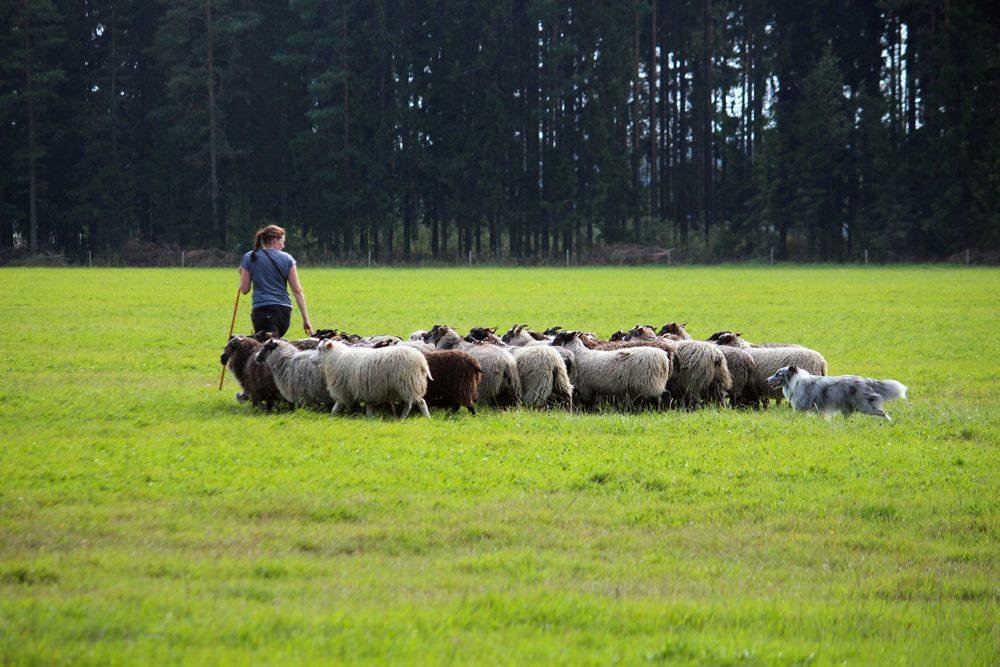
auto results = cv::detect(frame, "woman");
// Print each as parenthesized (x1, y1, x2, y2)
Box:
(239, 225, 313, 338)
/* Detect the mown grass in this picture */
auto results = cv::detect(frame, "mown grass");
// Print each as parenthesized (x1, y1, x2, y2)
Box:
(0, 266, 997, 665)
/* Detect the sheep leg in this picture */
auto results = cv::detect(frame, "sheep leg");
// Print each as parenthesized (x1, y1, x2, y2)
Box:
(365, 404, 376, 418)
(331, 401, 344, 416)
(466, 404, 476, 416)
(416, 398, 430, 418)
(399, 402, 413, 419)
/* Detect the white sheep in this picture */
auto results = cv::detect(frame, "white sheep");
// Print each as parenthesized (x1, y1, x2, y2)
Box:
(316, 339, 432, 418)
(255, 338, 332, 408)
(671, 340, 733, 408)
(623, 325, 731, 409)
(509, 345, 573, 410)
(551, 331, 671, 409)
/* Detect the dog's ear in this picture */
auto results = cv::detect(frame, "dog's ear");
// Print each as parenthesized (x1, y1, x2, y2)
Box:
(734, 332, 742, 338)
(788, 365, 798, 374)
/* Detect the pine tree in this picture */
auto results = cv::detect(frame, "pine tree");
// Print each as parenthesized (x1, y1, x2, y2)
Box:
(0, 0, 66, 251)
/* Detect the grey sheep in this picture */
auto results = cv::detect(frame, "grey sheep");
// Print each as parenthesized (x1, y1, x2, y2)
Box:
(713, 332, 828, 404)
(255, 338, 332, 409)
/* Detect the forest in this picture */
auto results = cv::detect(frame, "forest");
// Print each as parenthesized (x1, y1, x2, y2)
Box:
(1, 0, 997, 263)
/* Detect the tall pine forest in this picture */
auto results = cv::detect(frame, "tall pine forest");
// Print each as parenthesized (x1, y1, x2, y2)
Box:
(1, 1, 997, 263)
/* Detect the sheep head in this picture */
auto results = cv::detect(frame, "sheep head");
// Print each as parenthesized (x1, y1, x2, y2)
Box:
(500, 324, 521, 343)
(714, 332, 747, 348)
(255, 338, 281, 364)
(659, 322, 689, 337)
(311, 329, 338, 340)
(550, 330, 580, 347)
(251, 331, 277, 343)
(221, 335, 245, 365)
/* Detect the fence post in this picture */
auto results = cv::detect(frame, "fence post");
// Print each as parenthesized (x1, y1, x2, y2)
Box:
(181, 250, 185, 267)
(88, 250, 92, 267)
(469, 249, 472, 266)
(770, 248, 774, 265)
(368, 249, 372, 268)
(667, 248, 672, 266)
(966, 249, 971, 265)
(566, 248, 570, 268)
(864, 249, 868, 265)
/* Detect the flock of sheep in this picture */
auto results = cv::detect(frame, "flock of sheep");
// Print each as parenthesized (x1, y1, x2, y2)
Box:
(220, 323, 829, 417)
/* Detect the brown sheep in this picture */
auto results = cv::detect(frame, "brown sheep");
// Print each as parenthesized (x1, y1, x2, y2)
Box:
(220, 335, 285, 411)
(421, 349, 483, 415)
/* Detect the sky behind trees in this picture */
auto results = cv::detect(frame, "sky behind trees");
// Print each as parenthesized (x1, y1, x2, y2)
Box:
(1, 0, 997, 262)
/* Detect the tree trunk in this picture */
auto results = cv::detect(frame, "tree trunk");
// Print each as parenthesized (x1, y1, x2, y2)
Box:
(701, 0, 713, 240)
(342, 0, 352, 256)
(403, 192, 412, 261)
(25, 5, 38, 252)
(649, 0, 659, 228)
(631, 17, 641, 241)
(206, 0, 222, 248)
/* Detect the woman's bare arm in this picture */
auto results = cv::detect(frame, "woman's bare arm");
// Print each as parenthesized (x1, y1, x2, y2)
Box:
(239, 267, 251, 295)
(287, 265, 312, 335)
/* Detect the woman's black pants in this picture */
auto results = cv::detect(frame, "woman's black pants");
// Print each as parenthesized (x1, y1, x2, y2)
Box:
(251, 305, 292, 338)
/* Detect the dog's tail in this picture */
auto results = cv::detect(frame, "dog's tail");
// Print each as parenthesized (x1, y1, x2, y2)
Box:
(873, 380, 907, 402)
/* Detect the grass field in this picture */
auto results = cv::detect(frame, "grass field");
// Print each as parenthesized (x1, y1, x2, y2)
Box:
(1, 266, 997, 665)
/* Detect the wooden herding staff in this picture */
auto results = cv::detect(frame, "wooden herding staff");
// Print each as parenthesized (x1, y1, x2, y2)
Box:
(218, 287, 241, 390)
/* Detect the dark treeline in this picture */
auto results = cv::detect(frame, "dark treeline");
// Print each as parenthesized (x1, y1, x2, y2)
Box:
(1, 0, 997, 263)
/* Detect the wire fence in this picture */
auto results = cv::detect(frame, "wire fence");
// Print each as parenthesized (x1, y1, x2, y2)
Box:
(1, 244, 996, 268)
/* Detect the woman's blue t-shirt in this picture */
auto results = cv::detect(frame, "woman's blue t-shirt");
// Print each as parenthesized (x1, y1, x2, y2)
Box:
(240, 249, 296, 309)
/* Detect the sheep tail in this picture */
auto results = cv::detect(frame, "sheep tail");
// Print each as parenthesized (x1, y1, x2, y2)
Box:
(553, 363, 573, 401)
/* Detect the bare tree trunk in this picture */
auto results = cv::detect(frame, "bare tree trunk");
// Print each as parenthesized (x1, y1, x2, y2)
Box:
(702, 0, 713, 240)
(631, 16, 641, 241)
(25, 4, 38, 252)
(905, 18, 916, 135)
(110, 0, 119, 245)
(660, 2, 671, 228)
(206, 0, 222, 248)
(649, 0, 659, 228)
(342, 0, 352, 255)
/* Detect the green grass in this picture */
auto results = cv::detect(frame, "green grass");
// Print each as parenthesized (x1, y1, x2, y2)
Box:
(0, 266, 997, 665)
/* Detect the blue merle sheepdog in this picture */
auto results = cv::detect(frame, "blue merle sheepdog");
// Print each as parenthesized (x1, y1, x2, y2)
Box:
(766, 366, 907, 420)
